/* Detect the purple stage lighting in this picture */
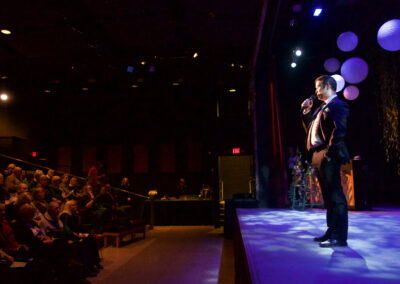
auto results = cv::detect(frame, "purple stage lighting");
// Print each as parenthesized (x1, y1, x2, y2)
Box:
(127, 66, 134, 73)
(343, 85, 359, 101)
(324, 58, 341, 73)
(377, 19, 400, 51)
(337, 31, 358, 52)
(341, 57, 369, 84)
(331, 74, 345, 92)
(313, 8, 322, 17)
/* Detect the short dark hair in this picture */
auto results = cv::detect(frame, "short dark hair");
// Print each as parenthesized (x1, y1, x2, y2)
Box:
(315, 75, 337, 92)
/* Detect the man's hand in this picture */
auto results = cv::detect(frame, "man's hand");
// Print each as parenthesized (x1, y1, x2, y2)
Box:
(301, 98, 313, 114)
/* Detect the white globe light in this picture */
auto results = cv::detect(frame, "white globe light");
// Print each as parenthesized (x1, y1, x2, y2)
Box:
(343, 85, 359, 101)
(295, 49, 302, 56)
(341, 57, 369, 84)
(0, 94, 8, 101)
(337, 31, 358, 52)
(331, 74, 345, 92)
(291, 62, 297, 68)
(377, 19, 400, 51)
(324, 58, 341, 73)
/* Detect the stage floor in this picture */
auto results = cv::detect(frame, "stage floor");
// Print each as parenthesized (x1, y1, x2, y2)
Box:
(237, 208, 400, 284)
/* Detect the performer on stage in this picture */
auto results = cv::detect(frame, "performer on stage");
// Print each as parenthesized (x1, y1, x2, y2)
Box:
(301, 75, 350, 248)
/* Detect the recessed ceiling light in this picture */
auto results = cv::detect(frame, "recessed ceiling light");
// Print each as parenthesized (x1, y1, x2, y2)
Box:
(0, 75, 8, 79)
(1, 30, 11, 35)
(231, 63, 235, 67)
(131, 84, 138, 88)
(44, 90, 51, 93)
(0, 94, 8, 101)
(82, 87, 88, 91)
(193, 52, 198, 58)
(172, 82, 179, 86)
(229, 89, 236, 93)
(141, 61, 146, 65)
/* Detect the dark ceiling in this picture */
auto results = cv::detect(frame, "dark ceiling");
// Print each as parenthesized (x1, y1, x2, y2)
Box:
(0, 0, 261, 99)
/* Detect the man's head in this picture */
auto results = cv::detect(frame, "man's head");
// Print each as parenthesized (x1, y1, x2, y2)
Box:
(18, 183, 29, 194)
(315, 75, 337, 101)
(39, 175, 49, 188)
(47, 201, 60, 219)
(14, 167, 22, 179)
(47, 169, 55, 178)
(51, 176, 61, 186)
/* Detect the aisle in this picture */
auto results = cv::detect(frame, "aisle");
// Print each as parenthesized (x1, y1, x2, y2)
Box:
(92, 226, 227, 284)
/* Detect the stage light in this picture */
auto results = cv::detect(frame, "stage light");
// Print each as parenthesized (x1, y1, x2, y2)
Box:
(1, 29, 11, 35)
(193, 52, 198, 58)
(343, 85, 359, 101)
(127, 66, 134, 73)
(313, 8, 322, 17)
(377, 19, 400, 51)
(291, 62, 297, 68)
(231, 63, 235, 67)
(331, 74, 345, 92)
(324, 58, 341, 73)
(32, 152, 37, 157)
(337, 31, 358, 52)
(295, 49, 302, 56)
(239, 65, 244, 69)
(341, 57, 369, 84)
(229, 89, 236, 93)
(82, 87, 88, 91)
(141, 61, 146, 65)
(131, 84, 138, 88)
(44, 90, 51, 93)
(172, 82, 179, 86)
(0, 93, 8, 101)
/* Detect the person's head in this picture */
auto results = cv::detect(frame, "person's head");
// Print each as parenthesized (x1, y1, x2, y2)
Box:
(61, 174, 69, 184)
(69, 177, 78, 187)
(47, 169, 55, 178)
(14, 167, 22, 178)
(315, 75, 337, 101)
(121, 177, 130, 187)
(105, 184, 111, 192)
(0, 173, 3, 185)
(16, 192, 32, 208)
(0, 203, 6, 220)
(63, 200, 78, 215)
(51, 176, 61, 186)
(99, 186, 106, 194)
(83, 184, 93, 195)
(47, 201, 60, 219)
(39, 175, 49, 188)
(6, 164, 16, 175)
(179, 178, 185, 185)
(32, 187, 46, 201)
(18, 203, 36, 222)
(17, 183, 29, 194)
(34, 170, 44, 182)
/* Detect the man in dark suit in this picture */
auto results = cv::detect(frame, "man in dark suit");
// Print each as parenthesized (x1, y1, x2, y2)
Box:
(301, 75, 350, 248)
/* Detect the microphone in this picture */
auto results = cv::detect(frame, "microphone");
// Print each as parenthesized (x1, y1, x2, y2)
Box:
(301, 94, 317, 110)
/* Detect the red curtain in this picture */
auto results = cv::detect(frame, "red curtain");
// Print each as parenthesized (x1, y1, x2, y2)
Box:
(133, 144, 149, 174)
(187, 142, 201, 172)
(57, 146, 71, 173)
(107, 145, 122, 174)
(160, 144, 175, 173)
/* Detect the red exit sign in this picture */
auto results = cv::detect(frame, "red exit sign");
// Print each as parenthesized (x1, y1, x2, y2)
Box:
(232, 148, 240, 154)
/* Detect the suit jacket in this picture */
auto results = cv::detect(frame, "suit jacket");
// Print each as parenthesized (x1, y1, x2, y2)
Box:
(302, 97, 350, 164)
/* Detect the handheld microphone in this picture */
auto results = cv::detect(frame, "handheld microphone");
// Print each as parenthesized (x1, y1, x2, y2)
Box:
(301, 94, 317, 110)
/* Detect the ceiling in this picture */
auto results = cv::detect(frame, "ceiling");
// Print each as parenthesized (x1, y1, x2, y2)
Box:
(0, 0, 261, 100)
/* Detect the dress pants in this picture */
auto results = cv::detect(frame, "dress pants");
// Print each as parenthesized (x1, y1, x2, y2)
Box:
(311, 149, 348, 242)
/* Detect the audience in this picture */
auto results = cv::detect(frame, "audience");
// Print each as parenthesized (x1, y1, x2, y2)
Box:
(0, 162, 146, 282)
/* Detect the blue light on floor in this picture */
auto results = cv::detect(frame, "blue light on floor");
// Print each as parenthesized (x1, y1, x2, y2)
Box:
(314, 8, 323, 17)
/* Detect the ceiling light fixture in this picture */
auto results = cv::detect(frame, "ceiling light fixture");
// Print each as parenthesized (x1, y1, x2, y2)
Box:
(291, 62, 297, 68)
(1, 29, 11, 35)
(141, 61, 146, 65)
(0, 94, 8, 101)
(193, 52, 198, 58)
(313, 8, 322, 17)
(229, 89, 237, 93)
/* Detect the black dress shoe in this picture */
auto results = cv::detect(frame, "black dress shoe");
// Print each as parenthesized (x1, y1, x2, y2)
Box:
(313, 234, 330, 242)
(319, 239, 347, 248)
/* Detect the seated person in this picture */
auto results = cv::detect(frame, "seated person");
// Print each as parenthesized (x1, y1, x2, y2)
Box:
(38, 201, 63, 237)
(176, 178, 189, 198)
(48, 176, 63, 202)
(32, 187, 48, 215)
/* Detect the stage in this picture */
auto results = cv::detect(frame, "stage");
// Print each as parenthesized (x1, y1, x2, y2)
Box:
(235, 208, 400, 284)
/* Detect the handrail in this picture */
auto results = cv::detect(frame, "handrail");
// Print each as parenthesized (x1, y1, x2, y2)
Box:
(0, 152, 149, 199)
